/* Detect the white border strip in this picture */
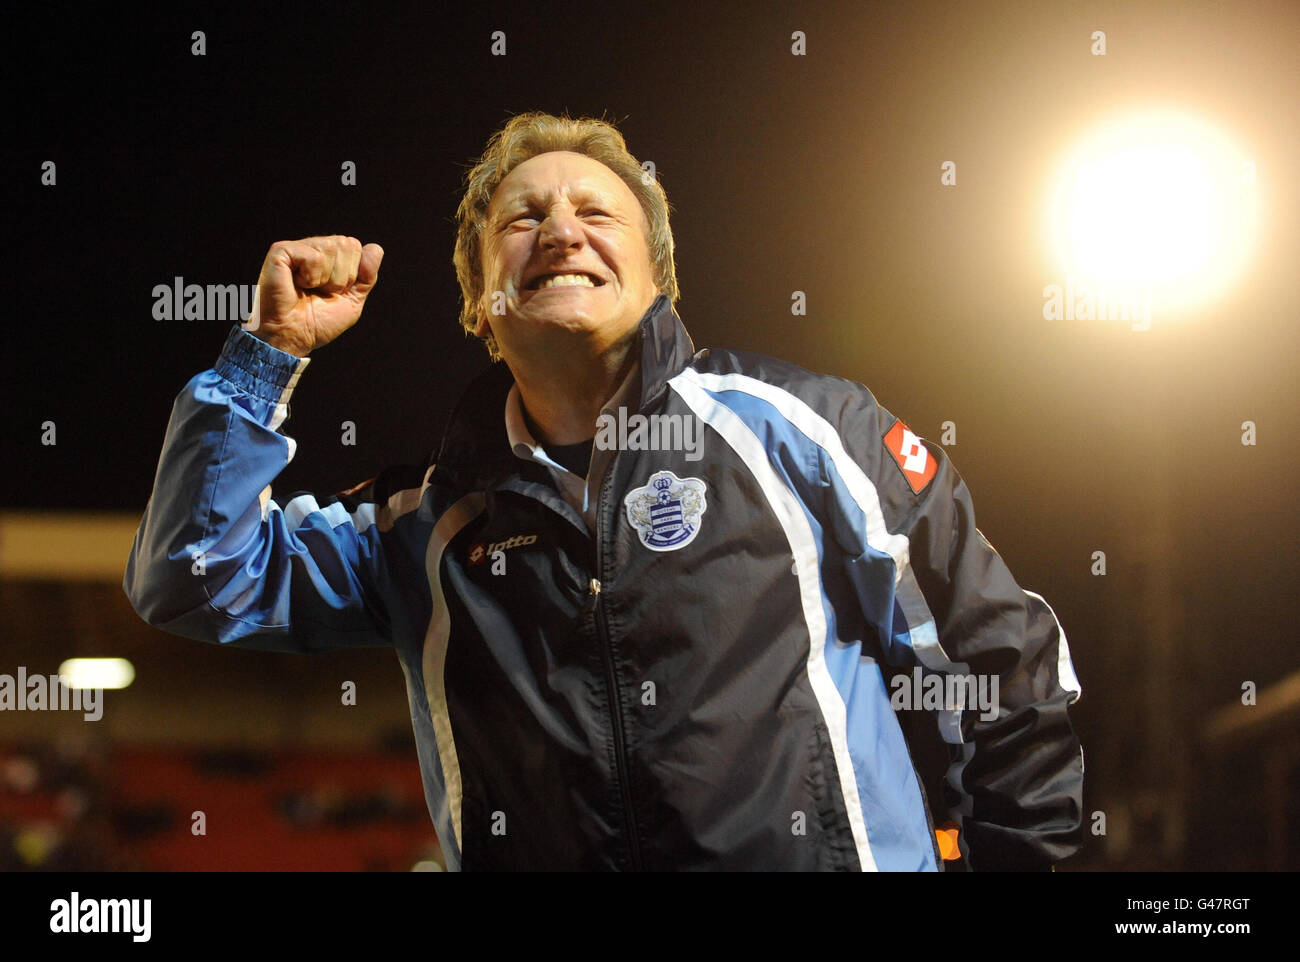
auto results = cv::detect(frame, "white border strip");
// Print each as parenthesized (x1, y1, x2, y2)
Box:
(676, 370, 955, 664)
(676, 369, 968, 746)
(1025, 589, 1082, 703)
(272, 466, 431, 537)
(421, 492, 486, 861)
(267, 355, 311, 432)
(670, 377, 878, 872)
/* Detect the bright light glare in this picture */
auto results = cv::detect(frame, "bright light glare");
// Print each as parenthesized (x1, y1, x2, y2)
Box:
(57, 658, 135, 690)
(1070, 145, 1214, 283)
(1046, 109, 1258, 315)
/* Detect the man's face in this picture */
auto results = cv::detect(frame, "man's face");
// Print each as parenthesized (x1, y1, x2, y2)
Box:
(476, 151, 658, 361)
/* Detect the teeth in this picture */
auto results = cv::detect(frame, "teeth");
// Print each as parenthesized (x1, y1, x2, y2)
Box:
(537, 273, 595, 289)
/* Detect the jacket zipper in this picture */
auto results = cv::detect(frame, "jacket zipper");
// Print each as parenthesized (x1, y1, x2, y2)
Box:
(590, 473, 644, 870)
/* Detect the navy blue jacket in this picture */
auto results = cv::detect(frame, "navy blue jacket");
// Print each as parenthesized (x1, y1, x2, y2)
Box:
(124, 293, 1084, 871)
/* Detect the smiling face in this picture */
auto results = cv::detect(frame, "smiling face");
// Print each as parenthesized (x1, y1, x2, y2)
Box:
(475, 150, 659, 363)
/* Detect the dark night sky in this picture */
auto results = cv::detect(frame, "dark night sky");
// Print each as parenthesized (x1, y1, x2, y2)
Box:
(4, 0, 1298, 864)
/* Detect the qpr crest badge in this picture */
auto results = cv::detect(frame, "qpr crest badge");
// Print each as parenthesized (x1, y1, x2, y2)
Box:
(624, 470, 708, 552)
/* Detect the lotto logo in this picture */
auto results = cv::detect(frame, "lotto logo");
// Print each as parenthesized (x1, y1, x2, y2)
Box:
(468, 535, 538, 565)
(883, 421, 938, 495)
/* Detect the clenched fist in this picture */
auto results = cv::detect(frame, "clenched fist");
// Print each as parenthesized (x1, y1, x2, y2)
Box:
(246, 235, 384, 357)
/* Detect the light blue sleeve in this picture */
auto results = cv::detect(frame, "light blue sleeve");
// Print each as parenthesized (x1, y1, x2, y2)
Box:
(123, 324, 395, 653)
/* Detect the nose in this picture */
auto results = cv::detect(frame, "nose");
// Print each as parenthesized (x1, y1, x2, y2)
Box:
(539, 204, 583, 254)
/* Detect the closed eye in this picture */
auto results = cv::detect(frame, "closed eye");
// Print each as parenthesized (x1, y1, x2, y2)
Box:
(507, 208, 611, 226)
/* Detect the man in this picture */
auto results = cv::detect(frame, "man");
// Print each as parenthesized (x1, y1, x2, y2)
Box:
(124, 111, 1084, 871)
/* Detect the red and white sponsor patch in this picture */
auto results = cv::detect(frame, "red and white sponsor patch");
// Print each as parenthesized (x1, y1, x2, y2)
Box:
(883, 420, 937, 495)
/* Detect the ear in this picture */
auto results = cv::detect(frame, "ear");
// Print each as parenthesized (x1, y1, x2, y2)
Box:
(472, 307, 491, 339)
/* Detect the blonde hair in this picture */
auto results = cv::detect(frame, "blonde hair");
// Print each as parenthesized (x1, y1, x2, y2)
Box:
(453, 110, 680, 360)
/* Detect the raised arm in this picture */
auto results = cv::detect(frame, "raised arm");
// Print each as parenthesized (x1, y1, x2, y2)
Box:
(123, 236, 397, 653)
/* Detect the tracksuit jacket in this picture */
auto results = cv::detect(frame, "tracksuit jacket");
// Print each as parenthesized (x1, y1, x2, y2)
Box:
(123, 293, 1085, 871)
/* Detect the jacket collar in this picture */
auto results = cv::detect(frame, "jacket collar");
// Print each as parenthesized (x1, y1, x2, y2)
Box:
(430, 293, 695, 492)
